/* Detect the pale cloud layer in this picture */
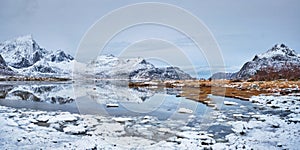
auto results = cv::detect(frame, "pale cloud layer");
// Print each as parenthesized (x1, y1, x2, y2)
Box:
(0, 0, 299, 74)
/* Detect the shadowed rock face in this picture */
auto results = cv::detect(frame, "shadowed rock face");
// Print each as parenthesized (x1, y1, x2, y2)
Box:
(210, 72, 237, 80)
(12, 57, 31, 69)
(0, 54, 15, 75)
(129, 66, 193, 81)
(130, 64, 194, 81)
(0, 55, 6, 66)
(49, 50, 74, 62)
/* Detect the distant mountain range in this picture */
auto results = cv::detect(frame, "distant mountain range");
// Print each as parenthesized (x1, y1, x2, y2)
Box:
(3, 35, 297, 81)
(0, 35, 192, 81)
(84, 55, 193, 81)
(211, 44, 300, 80)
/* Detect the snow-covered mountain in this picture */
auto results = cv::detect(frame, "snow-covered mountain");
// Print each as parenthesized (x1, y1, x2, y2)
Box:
(0, 35, 74, 77)
(47, 49, 74, 63)
(211, 44, 300, 80)
(0, 35, 192, 80)
(85, 55, 193, 81)
(236, 44, 300, 79)
(0, 35, 48, 68)
(130, 66, 193, 81)
(209, 72, 237, 80)
(86, 55, 155, 79)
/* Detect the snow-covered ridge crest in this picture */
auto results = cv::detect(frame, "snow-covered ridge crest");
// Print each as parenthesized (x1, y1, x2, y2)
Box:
(1, 34, 35, 45)
(257, 44, 298, 59)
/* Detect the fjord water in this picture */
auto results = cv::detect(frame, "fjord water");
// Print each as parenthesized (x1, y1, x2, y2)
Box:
(0, 81, 208, 119)
(0, 81, 262, 139)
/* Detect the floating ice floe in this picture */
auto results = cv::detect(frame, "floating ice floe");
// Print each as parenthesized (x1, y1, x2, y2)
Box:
(63, 125, 86, 134)
(48, 113, 78, 123)
(36, 115, 51, 122)
(233, 114, 250, 118)
(287, 113, 300, 123)
(178, 107, 193, 114)
(112, 117, 133, 123)
(224, 101, 238, 105)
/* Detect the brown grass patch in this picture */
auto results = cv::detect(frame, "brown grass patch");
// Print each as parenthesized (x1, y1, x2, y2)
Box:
(128, 80, 300, 107)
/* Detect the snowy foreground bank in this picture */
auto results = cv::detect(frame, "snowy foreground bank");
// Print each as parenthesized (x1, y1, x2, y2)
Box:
(0, 95, 299, 149)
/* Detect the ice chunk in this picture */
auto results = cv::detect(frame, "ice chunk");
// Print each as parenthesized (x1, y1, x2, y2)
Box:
(36, 115, 51, 122)
(112, 117, 132, 123)
(63, 125, 86, 134)
(178, 108, 193, 114)
(224, 101, 238, 105)
(6, 118, 18, 126)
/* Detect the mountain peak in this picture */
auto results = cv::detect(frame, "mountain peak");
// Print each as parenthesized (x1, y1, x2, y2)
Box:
(0, 34, 47, 68)
(15, 34, 34, 42)
(1, 34, 35, 45)
(258, 43, 297, 58)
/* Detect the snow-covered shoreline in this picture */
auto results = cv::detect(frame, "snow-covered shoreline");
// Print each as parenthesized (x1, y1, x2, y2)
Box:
(0, 105, 216, 149)
(0, 93, 299, 149)
(213, 95, 300, 149)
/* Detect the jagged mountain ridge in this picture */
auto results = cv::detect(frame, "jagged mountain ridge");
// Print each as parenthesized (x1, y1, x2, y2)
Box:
(211, 44, 300, 80)
(130, 66, 193, 81)
(1, 35, 193, 80)
(0, 35, 48, 68)
(85, 55, 193, 81)
(0, 35, 75, 77)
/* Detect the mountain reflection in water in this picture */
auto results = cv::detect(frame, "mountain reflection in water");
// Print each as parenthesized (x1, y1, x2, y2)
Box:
(0, 81, 210, 120)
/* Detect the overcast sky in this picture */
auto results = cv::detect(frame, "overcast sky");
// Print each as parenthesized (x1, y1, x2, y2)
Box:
(0, 0, 299, 74)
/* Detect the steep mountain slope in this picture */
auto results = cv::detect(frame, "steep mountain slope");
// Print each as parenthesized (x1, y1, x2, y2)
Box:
(0, 35, 74, 77)
(130, 66, 194, 81)
(0, 54, 15, 75)
(0, 35, 48, 68)
(211, 44, 300, 80)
